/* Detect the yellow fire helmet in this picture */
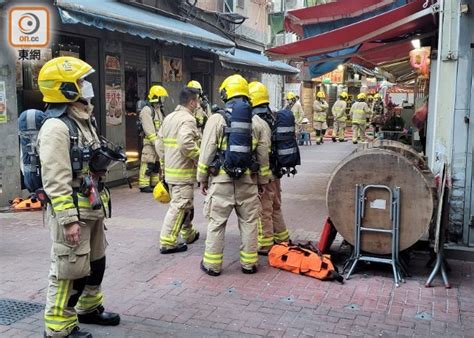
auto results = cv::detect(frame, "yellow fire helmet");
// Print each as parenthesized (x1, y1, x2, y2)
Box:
(187, 80, 203, 93)
(339, 91, 348, 100)
(357, 92, 367, 100)
(316, 91, 326, 99)
(148, 85, 168, 103)
(248, 81, 269, 107)
(367, 94, 374, 101)
(219, 74, 249, 101)
(374, 93, 382, 99)
(286, 92, 296, 100)
(38, 56, 95, 103)
(153, 181, 171, 204)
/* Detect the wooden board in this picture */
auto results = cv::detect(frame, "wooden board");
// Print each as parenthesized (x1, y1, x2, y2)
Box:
(326, 149, 435, 254)
(358, 140, 427, 170)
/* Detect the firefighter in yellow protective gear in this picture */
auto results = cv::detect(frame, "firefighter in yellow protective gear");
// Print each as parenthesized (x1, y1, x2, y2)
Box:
(366, 94, 375, 123)
(331, 91, 348, 142)
(249, 81, 289, 255)
(197, 74, 271, 276)
(371, 93, 385, 133)
(286, 92, 304, 131)
(187, 80, 211, 132)
(138, 85, 167, 193)
(156, 88, 201, 254)
(37, 56, 120, 337)
(313, 91, 329, 145)
(350, 92, 372, 144)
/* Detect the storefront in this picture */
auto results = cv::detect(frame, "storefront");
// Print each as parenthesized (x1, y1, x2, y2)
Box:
(0, 0, 298, 207)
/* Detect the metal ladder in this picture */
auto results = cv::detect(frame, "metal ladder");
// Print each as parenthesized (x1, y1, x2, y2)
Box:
(345, 184, 405, 286)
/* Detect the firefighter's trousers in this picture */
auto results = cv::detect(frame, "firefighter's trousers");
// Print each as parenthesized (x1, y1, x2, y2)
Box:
(159, 184, 197, 248)
(258, 179, 289, 250)
(202, 181, 260, 272)
(352, 122, 366, 142)
(44, 215, 107, 337)
(139, 144, 160, 188)
(313, 121, 328, 143)
(333, 121, 346, 141)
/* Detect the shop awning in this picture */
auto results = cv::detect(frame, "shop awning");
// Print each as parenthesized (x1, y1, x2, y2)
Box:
(218, 48, 299, 75)
(285, 0, 399, 36)
(56, 0, 235, 53)
(267, 0, 435, 60)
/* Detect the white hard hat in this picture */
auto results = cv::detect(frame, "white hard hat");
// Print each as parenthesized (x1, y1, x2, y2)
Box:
(302, 118, 309, 124)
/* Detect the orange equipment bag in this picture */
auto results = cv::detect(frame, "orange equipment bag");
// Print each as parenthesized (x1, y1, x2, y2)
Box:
(269, 241, 343, 283)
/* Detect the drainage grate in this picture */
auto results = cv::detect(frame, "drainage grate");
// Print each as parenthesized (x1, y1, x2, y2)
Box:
(0, 298, 44, 325)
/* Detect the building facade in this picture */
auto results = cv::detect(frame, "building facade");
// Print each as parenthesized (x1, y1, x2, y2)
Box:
(0, 0, 297, 207)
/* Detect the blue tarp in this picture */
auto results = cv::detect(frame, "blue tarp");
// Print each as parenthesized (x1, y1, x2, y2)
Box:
(307, 45, 360, 78)
(218, 48, 299, 75)
(303, 0, 407, 78)
(56, 0, 235, 53)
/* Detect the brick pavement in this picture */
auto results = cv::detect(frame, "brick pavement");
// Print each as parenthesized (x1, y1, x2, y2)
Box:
(1, 142, 473, 337)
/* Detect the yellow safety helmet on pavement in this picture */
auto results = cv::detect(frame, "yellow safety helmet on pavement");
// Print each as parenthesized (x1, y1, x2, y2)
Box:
(374, 93, 382, 99)
(187, 80, 203, 93)
(148, 85, 168, 103)
(38, 56, 95, 103)
(153, 181, 171, 203)
(248, 81, 269, 107)
(316, 91, 326, 99)
(219, 74, 249, 101)
(357, 92, 367, 100)
(286, 92, 296, 100)
(339, 92, 348, 100)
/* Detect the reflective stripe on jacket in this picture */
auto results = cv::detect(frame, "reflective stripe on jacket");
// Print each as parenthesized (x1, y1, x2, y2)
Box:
(350, 101, 371, 124)
(313, 99, 328, 122)
(38, 105, 106, 226)
(197, 113, 270, 185)
(140, 105, 164, 145)
(332, 99, 347, 122)
(156, 105, 200, 185)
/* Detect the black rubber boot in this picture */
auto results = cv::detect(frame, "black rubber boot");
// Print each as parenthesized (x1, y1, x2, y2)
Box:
(185, 231, 200, 244)
(78, 305, 120, 326)
(44, 326, 92, 338)
(160, 243, 188, 254)
(332, 137, 337, 142)
(242, 266, 258, 274)
(200, 260, 221, 277)
(139, 186, 153, 193)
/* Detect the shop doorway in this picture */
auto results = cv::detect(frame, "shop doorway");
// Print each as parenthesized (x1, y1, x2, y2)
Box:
(124, 45, 148, 167)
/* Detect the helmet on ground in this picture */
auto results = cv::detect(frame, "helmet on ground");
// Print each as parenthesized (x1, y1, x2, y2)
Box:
(187, 80, 202, 94)
(219, 74, 249, 101)
(286, 92, 296, 100)
(339, 92, 348, 100)
(38, 56, 95, 103)
(374, 93, 382, 99)
(316, 91, 326, 99)
(153, 181, 171, 203)
(248, 81, 269, 107)
(148, 85, 168, 103)
(357, 92, 367, 100)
